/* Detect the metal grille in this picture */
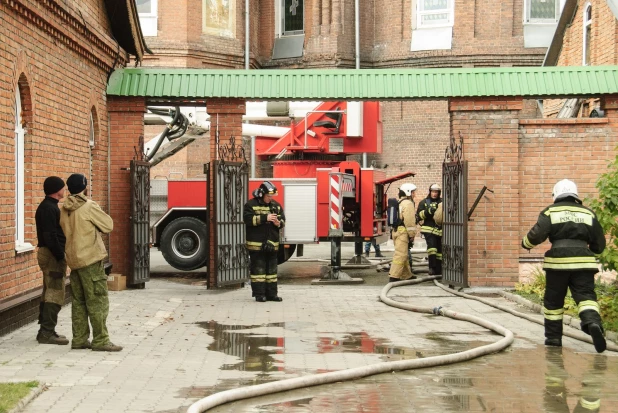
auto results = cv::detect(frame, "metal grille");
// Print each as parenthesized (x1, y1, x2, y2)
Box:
(441, 133, 468, 288)
(207, 159, 250, 287)
(130, 160, 151, 285)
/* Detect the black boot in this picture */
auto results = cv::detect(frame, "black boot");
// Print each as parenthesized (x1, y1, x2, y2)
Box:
(255, 296, 267, 302)
(545, 338, 562, 347)
(589, 324, 606, 353)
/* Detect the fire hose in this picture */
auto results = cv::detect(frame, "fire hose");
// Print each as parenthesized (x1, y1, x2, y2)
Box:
(186, 276, 515, 413)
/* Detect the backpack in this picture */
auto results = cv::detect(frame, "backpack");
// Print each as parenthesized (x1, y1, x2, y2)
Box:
(387, 197, 401, 227)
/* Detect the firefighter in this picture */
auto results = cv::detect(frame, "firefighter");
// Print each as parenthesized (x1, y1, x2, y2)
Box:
(522, 179, 606, 353)
(416, 183, 443, 275)
(388, 183, 417, 283)
(243, 181, 285, 302)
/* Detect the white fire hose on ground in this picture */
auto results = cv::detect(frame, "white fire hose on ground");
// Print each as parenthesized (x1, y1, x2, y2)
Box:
(187, 276, 515, 413)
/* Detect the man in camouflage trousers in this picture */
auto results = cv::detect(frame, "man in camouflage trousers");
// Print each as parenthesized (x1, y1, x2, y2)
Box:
(35, 176, 69, 345)
(60, 173, 122, 352)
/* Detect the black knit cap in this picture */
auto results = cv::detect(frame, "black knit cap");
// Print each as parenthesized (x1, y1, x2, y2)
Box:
(66, 173, 88, 194)
(43, 176, 65, 196)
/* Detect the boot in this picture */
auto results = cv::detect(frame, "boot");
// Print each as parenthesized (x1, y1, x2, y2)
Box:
(37, 331, 69, 345)
(71, 340, 92, 350)
(589, 324, 606, 353)
(92, 342, 123, 352)
(375, 250, 384, 258)
(255, 296, 267, 302)
(267, 296, 283, 302)
(545, 338, 562, 347)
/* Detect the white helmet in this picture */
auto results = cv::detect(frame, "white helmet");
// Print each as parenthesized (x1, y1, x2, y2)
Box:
(552, 179, 580, 202)
(430, 183, 441, 191)
(400, 183, 417, 196)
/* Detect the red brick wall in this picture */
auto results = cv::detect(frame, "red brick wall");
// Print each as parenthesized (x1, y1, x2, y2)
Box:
(108, 97, 146, 279)
(0, 0, 121, 299)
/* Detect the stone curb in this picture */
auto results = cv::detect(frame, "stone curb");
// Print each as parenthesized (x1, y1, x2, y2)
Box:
(498, 290, 618, 345)
(8, 383, 46, 413)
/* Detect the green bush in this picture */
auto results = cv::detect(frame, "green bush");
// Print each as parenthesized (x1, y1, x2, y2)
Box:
(515, 266, 618, 333)
(586, 147, 618, 276)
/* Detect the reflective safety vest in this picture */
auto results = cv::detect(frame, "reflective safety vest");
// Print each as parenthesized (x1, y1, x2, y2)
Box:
(522, 199, 606, 271)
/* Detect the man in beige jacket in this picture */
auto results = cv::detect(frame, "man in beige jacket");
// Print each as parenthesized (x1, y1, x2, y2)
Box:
(60, 173, 122, 352)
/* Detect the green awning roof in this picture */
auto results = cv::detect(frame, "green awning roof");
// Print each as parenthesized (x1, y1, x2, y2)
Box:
(107, 66, 618, 100)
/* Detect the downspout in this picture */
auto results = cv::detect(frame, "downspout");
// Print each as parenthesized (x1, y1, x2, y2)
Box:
(245, 0, 250, 70)
(356, 0, 367, 168)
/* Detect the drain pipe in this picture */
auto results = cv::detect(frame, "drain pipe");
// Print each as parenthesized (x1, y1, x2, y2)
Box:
(245, 0, 250, 70)
(187, 276, 514, 413)
(355, 0, 367, 168)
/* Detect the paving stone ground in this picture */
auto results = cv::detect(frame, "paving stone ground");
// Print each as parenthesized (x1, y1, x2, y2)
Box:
(1, 250, 618, 413)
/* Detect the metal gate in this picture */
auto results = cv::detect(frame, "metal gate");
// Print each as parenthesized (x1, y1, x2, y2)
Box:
(129, 159, 151, 286)
(206, 137, 250, 287)
(441, 133, 468, 288)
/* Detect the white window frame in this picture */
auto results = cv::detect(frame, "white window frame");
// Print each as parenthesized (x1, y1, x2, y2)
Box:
(583, 3, 592, 66)
(415, 0, 454, 29)
(137, 0, 158, 37)
(275, 0, 305, 37)
(524, 0, 560, 24)
(14, 87, 33, 253)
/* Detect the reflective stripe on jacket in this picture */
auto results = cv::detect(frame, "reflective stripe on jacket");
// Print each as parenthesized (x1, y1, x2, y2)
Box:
(522, 200, 606, 271)
(416, 197, 442, 236)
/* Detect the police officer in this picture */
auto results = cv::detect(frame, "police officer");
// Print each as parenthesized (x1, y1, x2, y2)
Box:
(416, 183, 443, 275)
(243, 181, 285, 302)
(388, 183, 417, 283)
(35, 176, 69, 345)
(522, 179, 606, 353)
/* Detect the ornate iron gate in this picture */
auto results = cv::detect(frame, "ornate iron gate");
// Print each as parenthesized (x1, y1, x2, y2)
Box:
(206, 137, 250, 287)
(129, 159, 151, 286)
(441, 133, 468, 288)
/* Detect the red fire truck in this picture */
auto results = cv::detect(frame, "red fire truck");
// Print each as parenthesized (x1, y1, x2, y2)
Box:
(151, 101, 414, 271)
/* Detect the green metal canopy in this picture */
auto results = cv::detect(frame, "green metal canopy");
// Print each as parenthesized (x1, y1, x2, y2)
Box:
(107, 66, 618, 100)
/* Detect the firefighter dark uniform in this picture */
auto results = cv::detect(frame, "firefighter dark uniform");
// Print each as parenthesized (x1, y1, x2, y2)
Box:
(522, 179, 606, 353)
(416, 184, 442, 275)
(243, 181, 285, 302)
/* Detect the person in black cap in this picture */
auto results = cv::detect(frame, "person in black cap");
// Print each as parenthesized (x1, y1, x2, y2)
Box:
(35, 176, 69, 345)
(60, 173, 122, 352)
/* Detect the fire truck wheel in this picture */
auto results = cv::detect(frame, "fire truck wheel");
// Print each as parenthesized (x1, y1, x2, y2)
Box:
(160, 217, 208, 271)
(277, 244, 296, 264)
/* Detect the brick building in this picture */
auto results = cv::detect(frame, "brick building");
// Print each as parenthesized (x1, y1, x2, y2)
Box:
(0, 0, 147, 335)
(136, 0, 562, 193)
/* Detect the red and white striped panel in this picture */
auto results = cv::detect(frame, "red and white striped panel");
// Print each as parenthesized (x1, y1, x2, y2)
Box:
(330, 174, 341, 229)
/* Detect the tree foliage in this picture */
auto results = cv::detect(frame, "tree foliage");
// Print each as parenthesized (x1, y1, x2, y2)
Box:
(586, 148, 618, 276)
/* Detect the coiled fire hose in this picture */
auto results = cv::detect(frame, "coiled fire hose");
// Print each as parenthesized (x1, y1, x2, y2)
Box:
(186, 276, 515, 413)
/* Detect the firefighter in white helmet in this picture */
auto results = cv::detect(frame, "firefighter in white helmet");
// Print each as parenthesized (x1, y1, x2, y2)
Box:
(388, 183, 417, 282)
(522, 179, 607, 353)
(416, 183, 443, 275)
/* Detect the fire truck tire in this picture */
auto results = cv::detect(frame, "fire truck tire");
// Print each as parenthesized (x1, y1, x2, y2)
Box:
(160, 217, 208, 271)
(277, 244, 296, 264)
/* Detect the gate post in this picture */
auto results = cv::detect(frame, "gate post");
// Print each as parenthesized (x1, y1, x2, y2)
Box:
(108, 96, 146, 279)
(449, 97, 523, 286)
(206, 99, 246, 288)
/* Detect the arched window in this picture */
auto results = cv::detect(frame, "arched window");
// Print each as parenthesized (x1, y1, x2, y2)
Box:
(583, 4, 592, 65)
(14, 80, 32, 252)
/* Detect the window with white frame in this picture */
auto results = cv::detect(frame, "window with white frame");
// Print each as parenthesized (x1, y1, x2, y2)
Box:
(583, 4, 592, 65)
(525, 0, 560, 23)
(136, 0, 157, 37)
(416, 0, 453, 28)
(14, 86, 31, 252)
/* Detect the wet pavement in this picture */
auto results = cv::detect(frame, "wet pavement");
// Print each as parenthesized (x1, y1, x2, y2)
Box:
(1, 245, 617, 413)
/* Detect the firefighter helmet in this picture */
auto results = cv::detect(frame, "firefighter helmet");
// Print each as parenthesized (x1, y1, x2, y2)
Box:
(430, 183, 441, 191)
(257, 181, 278, 198)
(400, 183, 417, 196)
(552, 179, 580, 202)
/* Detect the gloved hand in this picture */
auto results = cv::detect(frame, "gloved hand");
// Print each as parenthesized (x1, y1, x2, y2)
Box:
(261, 242, 276, 253)
(428, 202, 438, 215)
